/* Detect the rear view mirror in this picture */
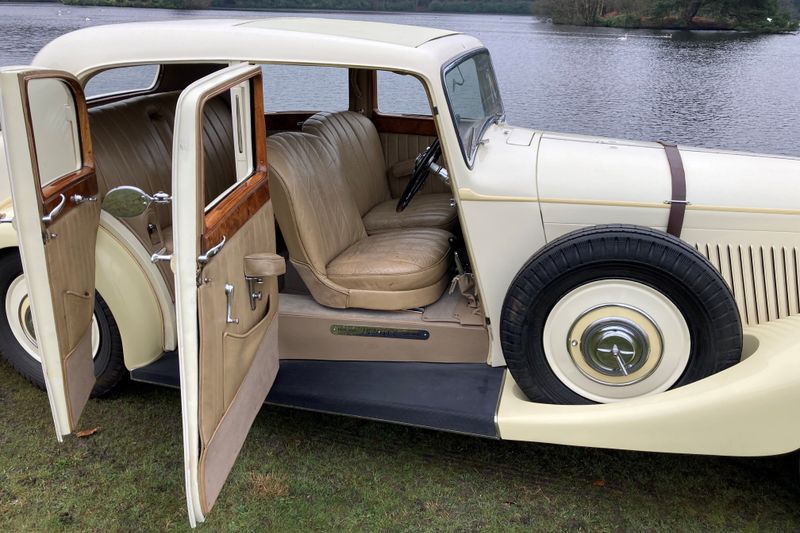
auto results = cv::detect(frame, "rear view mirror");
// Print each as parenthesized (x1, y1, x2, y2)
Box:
(103, 186, 169, 218)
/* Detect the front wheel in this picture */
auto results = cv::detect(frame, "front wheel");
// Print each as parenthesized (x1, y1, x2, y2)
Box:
(500, 225, 743, 405)
(0, 250, 125, 396)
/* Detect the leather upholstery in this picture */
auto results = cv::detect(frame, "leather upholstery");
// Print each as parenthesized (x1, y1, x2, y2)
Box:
(362, 193, 457, 233)
(90, 91, 236, 262)
(302, 111, 390, 217)
(302, 111, 456, 234)
(327, 228, 452, 291)
(268, 131, 452, 310)
(380, 132, 452, 197)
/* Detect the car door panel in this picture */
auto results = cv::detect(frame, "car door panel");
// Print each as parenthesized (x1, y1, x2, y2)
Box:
(0, 68, 99, 438)
(172, 63, 280, 525)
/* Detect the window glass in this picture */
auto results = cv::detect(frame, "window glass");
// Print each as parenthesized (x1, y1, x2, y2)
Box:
(377, 71, 431, 116)
(204, 83, 256, 212)
(261, 65, 347, 112)
(444, 51, 504, 165)
(28, 78, 81, 185)
(85, 65, 160, 98)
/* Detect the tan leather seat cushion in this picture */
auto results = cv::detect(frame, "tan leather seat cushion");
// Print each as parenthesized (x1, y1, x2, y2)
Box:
(362, 193, 458, 233)
(302, 111, 457, 234)
(327, 228, 452, 292)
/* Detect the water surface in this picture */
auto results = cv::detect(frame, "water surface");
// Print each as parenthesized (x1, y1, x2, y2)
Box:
(0, 3, 798, 156)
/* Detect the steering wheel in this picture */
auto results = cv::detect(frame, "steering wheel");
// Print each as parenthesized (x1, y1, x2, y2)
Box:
(396, 139, 442, 212)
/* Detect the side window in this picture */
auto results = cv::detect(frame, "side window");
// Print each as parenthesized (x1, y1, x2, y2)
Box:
(377, 70, 431, 116)
(204, 80, 256, 212)
(261, 65, 348, 112)
(27, 78, 81, 185)
(84, 65, 160, 99)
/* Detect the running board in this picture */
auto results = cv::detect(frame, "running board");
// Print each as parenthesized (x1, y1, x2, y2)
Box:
(131, 354, 503, 438)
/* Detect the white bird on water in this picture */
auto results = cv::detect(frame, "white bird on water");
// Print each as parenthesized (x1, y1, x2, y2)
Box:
(618, 34, 629, 41)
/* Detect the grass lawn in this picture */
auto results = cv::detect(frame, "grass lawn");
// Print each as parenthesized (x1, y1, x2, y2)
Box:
(1, 358, 798, 532)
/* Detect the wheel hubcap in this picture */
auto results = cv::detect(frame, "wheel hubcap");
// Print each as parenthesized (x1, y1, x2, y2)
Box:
(581, 318, 649, 377)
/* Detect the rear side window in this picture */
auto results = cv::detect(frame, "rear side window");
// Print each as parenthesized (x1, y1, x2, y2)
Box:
(261, 65, 348, 112)
(377, 70, 431, 116)
(85, 65, 160, 98)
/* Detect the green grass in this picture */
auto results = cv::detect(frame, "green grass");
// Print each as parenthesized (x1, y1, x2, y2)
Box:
(1, 357, 798, 532)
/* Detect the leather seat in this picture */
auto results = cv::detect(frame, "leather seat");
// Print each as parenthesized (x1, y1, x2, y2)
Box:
(302, 111, 457, 234)
(267, 132, 452, 310)
(90, 91, 237, 292)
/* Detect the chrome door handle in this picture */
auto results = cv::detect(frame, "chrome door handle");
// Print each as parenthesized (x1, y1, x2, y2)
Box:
(151, 248, 172, 263)
(71, 194, 97, 205)
(224, 283, 239, 324)
(198, 235, 226, 264)
(42, 194, 66, 223)
(0, 213, 12, 224)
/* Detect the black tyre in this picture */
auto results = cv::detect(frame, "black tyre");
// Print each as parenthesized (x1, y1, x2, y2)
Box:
(0, 250, 125, 397)
(500, 225, 742, 405)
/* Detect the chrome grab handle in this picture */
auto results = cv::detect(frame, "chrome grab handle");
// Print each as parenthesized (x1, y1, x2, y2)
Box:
(224, 283, 239, 324)
(151, 248, 172, 263)
(71, 194, 97, 205)
(41, 194, 66, 223)
(198, 235, 226, 264)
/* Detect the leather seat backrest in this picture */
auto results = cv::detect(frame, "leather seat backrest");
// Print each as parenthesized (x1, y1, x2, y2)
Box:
(89, 91, 236, 233)
(302, 111, 390, 216)
(267, 132, 366, 275)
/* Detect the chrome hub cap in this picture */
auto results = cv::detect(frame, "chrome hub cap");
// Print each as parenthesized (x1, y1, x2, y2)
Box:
(567, 306, 663, 386)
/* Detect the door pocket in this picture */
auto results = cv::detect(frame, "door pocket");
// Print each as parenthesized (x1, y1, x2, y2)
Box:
(62, 290, 93, 352)
(222, 309, 271, 408)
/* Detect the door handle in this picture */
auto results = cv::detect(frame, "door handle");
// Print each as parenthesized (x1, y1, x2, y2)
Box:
(71, 194, 97, 205)
(41, 194, 66, 223)
(224, 283, 239, 324)
(0, 213, 12, 224)
(198, 235, 226, 264)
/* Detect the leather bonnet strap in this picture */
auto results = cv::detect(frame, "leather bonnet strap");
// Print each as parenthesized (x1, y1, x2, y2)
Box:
(658, 141, 687, 238)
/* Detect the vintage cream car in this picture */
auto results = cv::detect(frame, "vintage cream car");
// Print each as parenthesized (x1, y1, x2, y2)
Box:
(0, 18, 799, 525)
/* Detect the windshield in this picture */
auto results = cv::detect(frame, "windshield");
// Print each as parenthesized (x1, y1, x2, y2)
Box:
(443, 50, 504, 166)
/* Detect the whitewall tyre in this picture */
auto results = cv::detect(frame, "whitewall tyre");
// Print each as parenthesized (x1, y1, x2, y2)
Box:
(0, 250, 126, 397)
(500, 225, 743, 405)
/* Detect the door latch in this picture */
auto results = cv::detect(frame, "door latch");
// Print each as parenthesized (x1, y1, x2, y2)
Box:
(224, 283, 239, 324)
(151, 248, 172, 263)
(198, 236, 226, 264)
(71, 194, 97, 205)
(245, 276, 263, 311)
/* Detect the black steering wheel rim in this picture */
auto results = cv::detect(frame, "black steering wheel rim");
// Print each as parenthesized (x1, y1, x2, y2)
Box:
(396, 139, 442, 213)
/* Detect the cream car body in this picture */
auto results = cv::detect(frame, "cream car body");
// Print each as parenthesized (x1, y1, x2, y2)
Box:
(1, 17, 799, 526)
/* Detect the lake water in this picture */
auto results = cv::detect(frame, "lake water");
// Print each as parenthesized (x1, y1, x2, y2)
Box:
(0, 2, 798, 156)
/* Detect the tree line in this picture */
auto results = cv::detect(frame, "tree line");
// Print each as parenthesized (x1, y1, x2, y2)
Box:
(532, 0, 800, 31)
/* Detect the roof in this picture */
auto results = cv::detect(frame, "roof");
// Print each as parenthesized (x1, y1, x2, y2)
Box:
(31, 18, 481, 82)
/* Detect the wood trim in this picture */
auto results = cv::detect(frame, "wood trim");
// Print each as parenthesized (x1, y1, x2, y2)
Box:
(372, 112, 437, 136)
(41, 167, 98, 225)
(202, 73, 270, 254)
(18, 70, 97, 225)
(264, 111, 316, 132)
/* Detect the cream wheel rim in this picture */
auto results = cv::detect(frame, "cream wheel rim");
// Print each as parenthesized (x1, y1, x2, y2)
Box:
(5, 274, 100, 363)
(543, 279, 691, 402)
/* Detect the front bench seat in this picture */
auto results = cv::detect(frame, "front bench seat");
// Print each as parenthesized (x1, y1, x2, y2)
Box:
(267, 132, 452, 310)
(301, 111, 457, 234)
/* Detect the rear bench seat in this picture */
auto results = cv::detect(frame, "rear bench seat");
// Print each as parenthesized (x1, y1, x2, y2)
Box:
(89, 90, 237, 288)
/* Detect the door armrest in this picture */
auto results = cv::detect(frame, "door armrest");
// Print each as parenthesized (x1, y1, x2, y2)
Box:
(244, 253, 286, 278)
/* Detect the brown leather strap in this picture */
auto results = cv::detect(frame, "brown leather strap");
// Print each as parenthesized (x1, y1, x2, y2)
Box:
(659, 141, 687, 238)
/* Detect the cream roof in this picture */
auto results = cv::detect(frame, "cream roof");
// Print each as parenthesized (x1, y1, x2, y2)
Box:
(31, 18, 482, 82)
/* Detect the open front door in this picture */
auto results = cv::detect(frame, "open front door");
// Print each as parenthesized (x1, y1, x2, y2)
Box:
(172, 64, 283, 526)
(0, 68, 100, 439)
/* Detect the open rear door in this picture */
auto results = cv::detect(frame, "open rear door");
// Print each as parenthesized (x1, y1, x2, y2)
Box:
(0, 68, 100, 440)
(172, 64, 283, 526)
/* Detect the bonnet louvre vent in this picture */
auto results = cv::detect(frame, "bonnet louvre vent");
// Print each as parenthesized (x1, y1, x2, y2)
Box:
(695, 243, 800, 326)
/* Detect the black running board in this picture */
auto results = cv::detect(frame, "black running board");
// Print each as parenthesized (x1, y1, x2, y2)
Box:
(131, 355, 503, 438)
